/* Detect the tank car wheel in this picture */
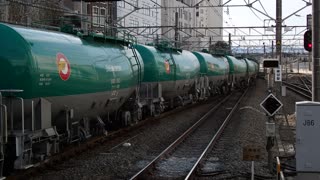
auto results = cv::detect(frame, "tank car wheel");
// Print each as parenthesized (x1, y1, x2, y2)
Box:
(122, 111, 132, 126)
(137, 108, 143, 121)
(160, 102, 165, 113)
(150, 104, 156, 117)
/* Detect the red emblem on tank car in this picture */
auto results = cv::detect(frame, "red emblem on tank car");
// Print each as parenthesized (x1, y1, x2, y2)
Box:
(164, 59, 170, 74)
(56, 53, 71, 81)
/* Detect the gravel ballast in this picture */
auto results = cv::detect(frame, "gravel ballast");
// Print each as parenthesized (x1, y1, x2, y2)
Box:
(35, 76, 304, 179)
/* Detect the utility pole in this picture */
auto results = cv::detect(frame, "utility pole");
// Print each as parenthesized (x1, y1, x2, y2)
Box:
(26, 0, 32, 26)
(276, 0, 282, 64)
(174, 12, 179, 48)
(263, 42, 266, 57)
(266, 0, 282, 172)
(1, 0, 9, 22)
(313, 0, 320, 101)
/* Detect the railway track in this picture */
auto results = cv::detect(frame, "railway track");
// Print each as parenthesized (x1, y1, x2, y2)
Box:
(130, 89, 248, 179)
(298, 76, 312, 93)
(283, 81, 312, 100)
(9, 97, 219, 179)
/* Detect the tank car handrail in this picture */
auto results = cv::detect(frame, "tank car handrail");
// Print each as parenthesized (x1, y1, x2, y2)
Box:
(16, 98, 25, 135)
(0, 105, 7, 143)
(3, 96, 25, 134)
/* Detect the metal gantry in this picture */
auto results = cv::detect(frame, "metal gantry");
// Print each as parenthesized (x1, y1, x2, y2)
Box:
(0, 0, 312, 52)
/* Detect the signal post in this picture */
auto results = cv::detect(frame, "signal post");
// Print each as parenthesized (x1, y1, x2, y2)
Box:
(313, 0, 320, 101)
(261, 59, 283, 171)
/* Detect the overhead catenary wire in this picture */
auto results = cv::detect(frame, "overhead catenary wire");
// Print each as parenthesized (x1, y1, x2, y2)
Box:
(2, 0, 309, 51)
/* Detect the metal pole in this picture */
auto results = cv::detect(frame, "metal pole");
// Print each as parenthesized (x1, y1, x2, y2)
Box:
(174, 12, 179, 48)
(276, 0, 282, 96)
(26, 0, 32, 26)
(276, 0, 282, 64)
(286, 58, 288, 80)
(80, 0, 83, 30)
(309, 52, 312, 71)
(272, 40, 274, 58)
(313, 0, 320, 101)
(229, 33, 232, 53)
(297, 58, 300, 74)
(251, 161, 254, 180)
(263, 42, 266, 57)
(3, 0, 9, 22)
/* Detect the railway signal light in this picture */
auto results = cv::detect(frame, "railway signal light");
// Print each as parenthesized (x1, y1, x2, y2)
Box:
(304, 30, 312, 52)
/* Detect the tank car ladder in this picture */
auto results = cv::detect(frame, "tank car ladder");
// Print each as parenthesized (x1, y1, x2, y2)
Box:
(168, 48, 177, 82)
(130, 45, 142, 91)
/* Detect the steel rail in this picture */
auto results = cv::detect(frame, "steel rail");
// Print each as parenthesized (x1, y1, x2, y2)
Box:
(129, 94, 232, 180)
(302, 75, 312, 85)
(185, 88, 248, 179)
(299, 76, 312, 94)
(283, 82, 312, 100)
(130, 90, 247, 179)
(9, 96, 217, 179)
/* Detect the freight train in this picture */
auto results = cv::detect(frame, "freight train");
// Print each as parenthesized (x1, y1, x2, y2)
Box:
(0, 23, 258, 176)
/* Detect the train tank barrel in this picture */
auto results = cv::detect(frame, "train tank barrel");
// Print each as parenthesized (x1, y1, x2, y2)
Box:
(135, 44, 200, 100)
(0, 23, 143, 128)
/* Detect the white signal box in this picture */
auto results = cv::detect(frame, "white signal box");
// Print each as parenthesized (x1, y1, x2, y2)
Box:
(275, 67, 282, 82)
(296, 101, 320, 172)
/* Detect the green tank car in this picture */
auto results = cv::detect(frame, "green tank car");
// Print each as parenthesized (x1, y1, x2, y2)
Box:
(192, 52, 229, 97)
(0, 23, 143, 171)
(135, 44, 200, 111)
(225, 55, 248, 88)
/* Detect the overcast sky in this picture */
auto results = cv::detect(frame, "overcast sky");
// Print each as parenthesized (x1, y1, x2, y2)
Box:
(222, 0, 312, 46)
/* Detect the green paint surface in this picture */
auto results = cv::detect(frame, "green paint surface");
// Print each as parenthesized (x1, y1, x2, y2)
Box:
(192, 52, 229, 77)
(0, 23, 140, 98)
(244, 58, 258, 74)
(225, 56, 247, 75)
(135, 45, 200, 82)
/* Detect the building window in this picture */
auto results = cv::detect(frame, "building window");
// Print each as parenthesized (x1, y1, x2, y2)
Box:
(184, 10, 188, 20)
(132, 0, 138, 6)
(118, 1, 125, 8)
(145, 5, 150, 16)
(100, 8, 106, 27)
(119, 19, 125, 27)
(129, 19, 139, 33)
(143, 23, 151, 34)
(152, 11, 156, 17)
(93, 6, 99, 26)
(117, 1, 125, 8)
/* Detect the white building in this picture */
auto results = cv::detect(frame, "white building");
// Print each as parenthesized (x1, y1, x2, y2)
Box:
(194, 0, 223, 51)
(161, 0, 223, 51)
(161, 0, 196, 50)
(117, 0, 161, 44)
